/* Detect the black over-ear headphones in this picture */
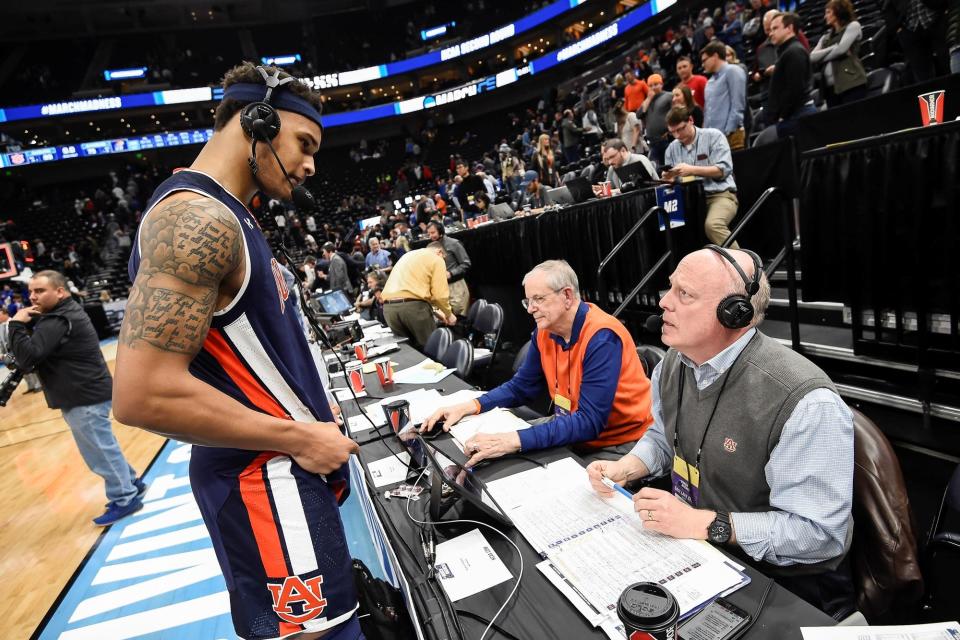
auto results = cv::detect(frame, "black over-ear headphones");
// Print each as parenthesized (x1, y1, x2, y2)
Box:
(705, 244, 762, 330)
(239, 66, 295, 142)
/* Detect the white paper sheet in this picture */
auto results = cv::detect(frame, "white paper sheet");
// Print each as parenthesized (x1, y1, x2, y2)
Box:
(392, 358, 456, 384)
(800, 622, 960, 640)
(448, 408, 532, 449)
(434, 529, 513, 601)
(367, 342, 400, 357)
(367, 452, 411, 487)
(347, 412, 386, 435)
(333, 388, 367, 401)
(486, 458, 748, 622)
(537, 560, 608, 627)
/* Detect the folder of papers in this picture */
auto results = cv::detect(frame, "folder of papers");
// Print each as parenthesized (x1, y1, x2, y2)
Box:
(486, 458, 749, 635)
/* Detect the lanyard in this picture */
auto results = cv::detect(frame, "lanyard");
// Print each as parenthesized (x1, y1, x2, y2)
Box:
(553, 341, 573, 399)
(672, 337, 752, 484)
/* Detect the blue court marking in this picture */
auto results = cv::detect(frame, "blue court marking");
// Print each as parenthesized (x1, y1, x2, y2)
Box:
(34, 439, 387, 640)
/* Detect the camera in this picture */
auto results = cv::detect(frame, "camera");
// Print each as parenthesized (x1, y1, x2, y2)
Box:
(0, 349, 23, 407)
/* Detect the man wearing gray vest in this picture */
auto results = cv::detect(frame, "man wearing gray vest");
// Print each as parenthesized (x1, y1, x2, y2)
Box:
(587, 246, 855, 617)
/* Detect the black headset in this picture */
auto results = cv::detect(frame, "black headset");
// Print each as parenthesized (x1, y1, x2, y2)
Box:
(239, 66, 294, 143)
(705, 244, 762, 330)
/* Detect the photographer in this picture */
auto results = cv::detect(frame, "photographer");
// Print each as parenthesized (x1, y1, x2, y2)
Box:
(7, 270, 143, 526)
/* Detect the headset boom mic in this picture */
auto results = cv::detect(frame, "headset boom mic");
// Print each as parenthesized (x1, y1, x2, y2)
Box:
(645, 314, 664, 332)
(292, 185, 316, 210)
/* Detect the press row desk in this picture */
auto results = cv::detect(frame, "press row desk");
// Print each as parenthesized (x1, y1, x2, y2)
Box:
(330, 339, 836, 639)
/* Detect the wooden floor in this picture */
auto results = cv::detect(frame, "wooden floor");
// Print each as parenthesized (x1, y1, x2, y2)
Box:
(0, 342, 165, 640)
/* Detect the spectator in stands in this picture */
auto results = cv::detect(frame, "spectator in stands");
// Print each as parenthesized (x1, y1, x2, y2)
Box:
(586, 248, 855, 618)
(726, 45, 750, 76)
(663, 107, 739, 247)
(623, 70, 650, 114)
(499, 144, 523, 192)
(8, 270, 144, 525)
(355, 270, 387, 323)
(884, 0, 947, 83)
(530, 133, 560, 188)
(452, 159, 487, 216)
(811, 0, 868, 107)
(319, 242, 354, 295)
(755, 12, 815, 146)
(702, 41, 748, 151)
(522, 172, 550, 209)
(751, 10, 781, 95)
(593, 139, 659, 197)
(301, 255, 318, 291)
(423, 259, 654, 464)
(561, 109, 585, 164)
(381, 244, 456, 348)
(719, 2, 745, 59)
(676, 56, 708, 108)
(614, 100, 646, 154)
(426, 220, 471, 317)
(365, 236, 393, 272)
(693, 17, 717, 53)
(672, 85, 705, 127)
(582, 99, 604, 146)
(642, 74, 674, 166)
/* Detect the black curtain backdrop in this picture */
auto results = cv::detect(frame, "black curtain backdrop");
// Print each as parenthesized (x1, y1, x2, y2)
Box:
(729, 138, 798, 262)
(795, 73, 960, 152)
(799, 120, 960, 313)
(438, 183, 707, 342)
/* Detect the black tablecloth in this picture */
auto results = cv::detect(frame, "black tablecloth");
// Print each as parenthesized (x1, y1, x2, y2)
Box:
(334, 340, 836, 639)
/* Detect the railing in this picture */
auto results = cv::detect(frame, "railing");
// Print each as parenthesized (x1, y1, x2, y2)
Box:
(720, 186, 800, 351)
(596, 205, 673, 315)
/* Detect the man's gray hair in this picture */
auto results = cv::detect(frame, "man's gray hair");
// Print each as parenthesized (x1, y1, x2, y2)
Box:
(601, 138, 628, 153)
(523, 260, 581, 299)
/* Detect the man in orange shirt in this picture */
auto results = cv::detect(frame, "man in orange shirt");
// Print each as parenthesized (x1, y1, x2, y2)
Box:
(623, 70, 650, 113)
(423, 260, 653, 465)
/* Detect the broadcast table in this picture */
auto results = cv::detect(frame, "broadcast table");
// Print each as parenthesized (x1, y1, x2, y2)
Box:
(331, 339, 837, 639)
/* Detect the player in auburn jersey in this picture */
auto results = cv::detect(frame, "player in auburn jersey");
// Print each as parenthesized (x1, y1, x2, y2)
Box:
(114, 62, 363, 640)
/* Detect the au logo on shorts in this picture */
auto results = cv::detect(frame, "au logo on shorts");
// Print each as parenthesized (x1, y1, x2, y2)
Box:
(267, 575, 328, 624)
(723, 437, 738, 453)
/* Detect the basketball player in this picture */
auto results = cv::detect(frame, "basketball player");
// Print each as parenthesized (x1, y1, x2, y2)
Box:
(113, 63, 363, 640)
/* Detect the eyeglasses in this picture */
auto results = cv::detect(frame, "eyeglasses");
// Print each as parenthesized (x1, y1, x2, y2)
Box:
(668, 121, 691, 136)
(521, 289, 562, 310)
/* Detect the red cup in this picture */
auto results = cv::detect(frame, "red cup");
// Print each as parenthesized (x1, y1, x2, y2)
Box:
(601, 181, 613, 197)
(918, 90, 945, 126)
(374, 357, 394, 385)
(352, 341, 368, 362)
(345, 361, 365, 393)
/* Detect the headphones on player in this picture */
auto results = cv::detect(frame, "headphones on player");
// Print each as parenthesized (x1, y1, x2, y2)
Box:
(239, 66, 295, 142)
(705, 244, 763, 330)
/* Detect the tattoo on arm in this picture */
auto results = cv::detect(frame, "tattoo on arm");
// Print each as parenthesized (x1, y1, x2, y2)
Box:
(120, 197, 243, 354)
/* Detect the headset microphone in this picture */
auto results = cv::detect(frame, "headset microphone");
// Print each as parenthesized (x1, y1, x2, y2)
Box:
(239, 66, 316, 211)
(645, 314, 664, 332)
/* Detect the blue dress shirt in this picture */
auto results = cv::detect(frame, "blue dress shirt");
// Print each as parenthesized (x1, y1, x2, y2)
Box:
(704, 62, 747, 134)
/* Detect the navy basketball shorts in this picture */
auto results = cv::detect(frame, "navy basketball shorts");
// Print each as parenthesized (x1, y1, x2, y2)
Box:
(190, 449, 358, 640)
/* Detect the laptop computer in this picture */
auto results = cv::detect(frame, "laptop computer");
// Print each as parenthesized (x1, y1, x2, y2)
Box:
(564, 176, 594, 203)
(317, 289, 354, 317)
(614, 158, 658, 186)
(545, 186, 574, 206)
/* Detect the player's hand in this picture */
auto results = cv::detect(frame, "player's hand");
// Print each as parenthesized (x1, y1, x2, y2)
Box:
(444, 313, 457, 326)
(12, 306, 40, 323)
(463, 432, 521, 468)
(290, 422, 359, 475)
(421, 401, 478, 433)
(586, 459, 628, 496)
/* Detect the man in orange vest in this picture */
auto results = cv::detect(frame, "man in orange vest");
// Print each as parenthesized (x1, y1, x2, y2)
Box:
(423, 260, 654, 466)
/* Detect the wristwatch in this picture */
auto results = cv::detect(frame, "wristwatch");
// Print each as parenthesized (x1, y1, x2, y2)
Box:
(708, 511, 732, 544)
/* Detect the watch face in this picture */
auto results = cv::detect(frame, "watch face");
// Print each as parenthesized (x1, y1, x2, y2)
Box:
(709, 522, 729, 542)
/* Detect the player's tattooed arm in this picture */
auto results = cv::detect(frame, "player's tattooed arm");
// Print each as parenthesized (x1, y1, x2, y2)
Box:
(119, 197, 242, 355)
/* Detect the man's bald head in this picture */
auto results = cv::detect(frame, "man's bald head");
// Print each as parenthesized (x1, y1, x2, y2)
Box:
(763, 9, 780, 33)
(659, 248, 770, 365)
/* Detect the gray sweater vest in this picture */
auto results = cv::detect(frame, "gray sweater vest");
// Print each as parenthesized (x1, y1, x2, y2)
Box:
(660, 331, 850, 574)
